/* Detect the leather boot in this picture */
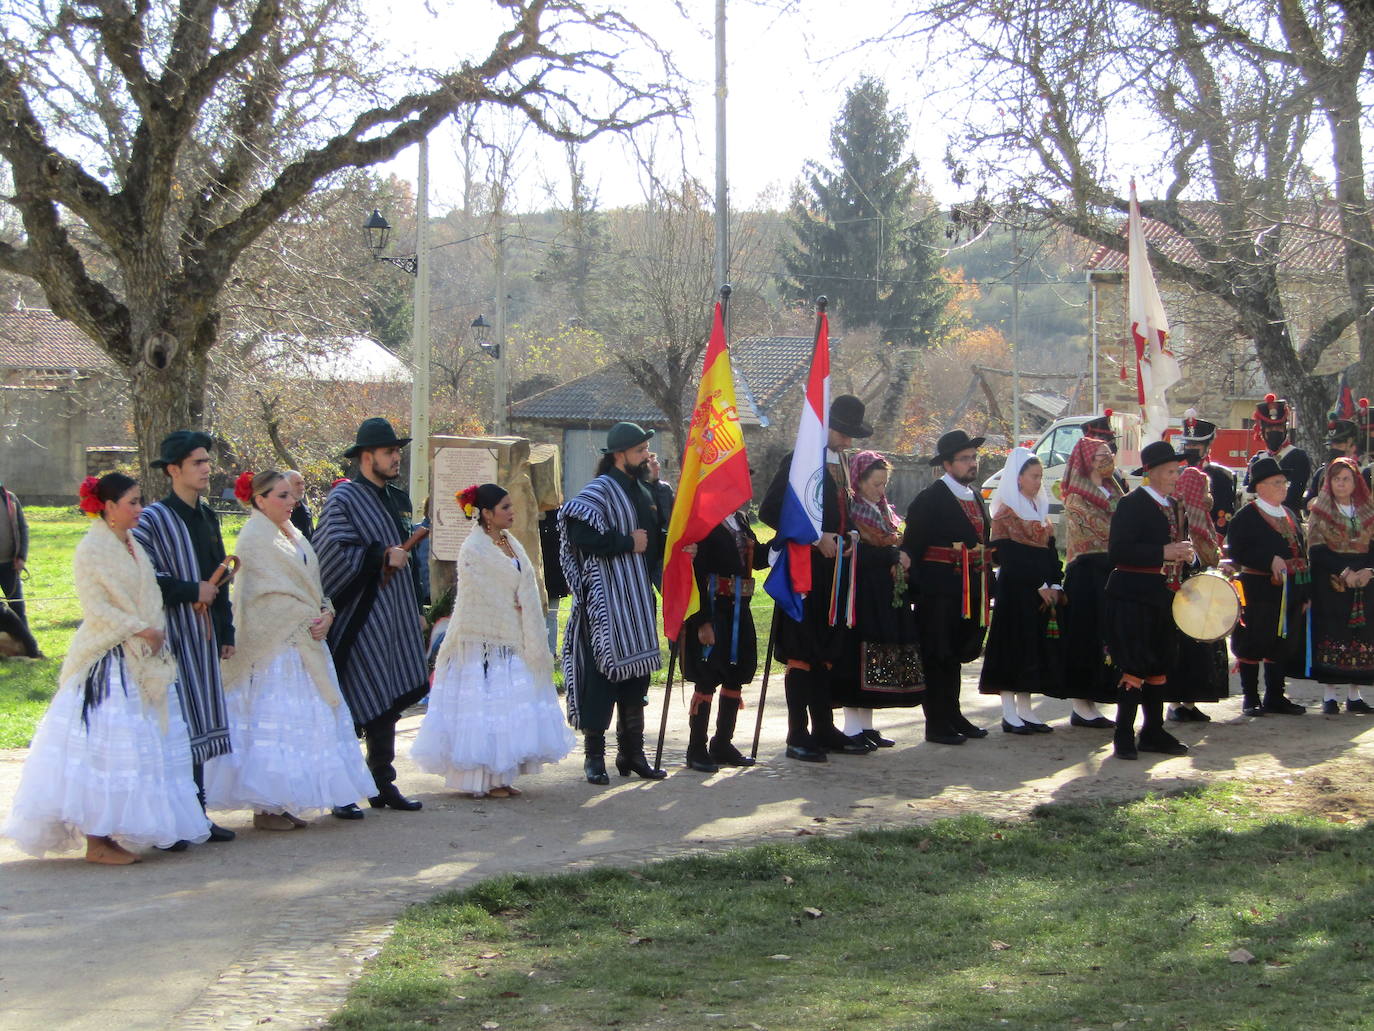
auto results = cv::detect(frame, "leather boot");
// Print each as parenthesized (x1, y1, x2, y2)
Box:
(685, 697, 719, 772)
(1113, 695, 1139, 759)
(709, 690, 755, 767)
(1136, 688, 1187, 754)
(1239, 662, 1264, 716)
(1262, 661, 1306, 714)
(615, 704, 667, 779)
(583, 732, 609, 785)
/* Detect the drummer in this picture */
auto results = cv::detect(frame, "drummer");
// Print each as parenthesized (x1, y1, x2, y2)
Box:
(1103, 440, 1195, 759)
(1168, 413, 1231, 723)
(1228, 456, 1310, 717)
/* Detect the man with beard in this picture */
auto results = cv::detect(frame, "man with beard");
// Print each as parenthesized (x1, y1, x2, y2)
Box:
(1245, 394, 1311, 517)
(901, 429, 992, 745)
(132, 431, 236, 843)
(313, 418, 429, 817)
(760, 395, 875, 761)
(559, 422, 666, 784)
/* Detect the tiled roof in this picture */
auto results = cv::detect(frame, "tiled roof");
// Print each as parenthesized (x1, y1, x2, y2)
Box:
(1080, 199, 1347, 276)
(0, 309, 114, 370)
(509, 335, 820, 427)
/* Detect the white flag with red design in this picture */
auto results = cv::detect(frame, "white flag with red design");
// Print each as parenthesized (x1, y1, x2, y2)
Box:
(1128, 180, 1181, 443)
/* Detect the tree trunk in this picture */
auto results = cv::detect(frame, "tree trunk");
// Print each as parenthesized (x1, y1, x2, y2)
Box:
(127, 345, 213, 487)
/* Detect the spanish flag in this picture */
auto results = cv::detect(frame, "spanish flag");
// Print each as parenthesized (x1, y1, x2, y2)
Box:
(661, 297, 752, 641)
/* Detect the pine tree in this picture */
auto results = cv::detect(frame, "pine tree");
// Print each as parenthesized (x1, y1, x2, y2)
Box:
(782, 77, 950, 348)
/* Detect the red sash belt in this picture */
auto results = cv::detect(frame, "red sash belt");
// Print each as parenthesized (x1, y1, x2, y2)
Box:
(1114, 565, 1164, 575)
(923, 543, 990, 626)
(714, 576, 754, 598)
(922, 545, 989, 568)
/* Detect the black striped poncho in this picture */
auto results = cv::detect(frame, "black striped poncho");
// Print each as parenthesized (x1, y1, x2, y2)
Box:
(313, 479, 428, 726)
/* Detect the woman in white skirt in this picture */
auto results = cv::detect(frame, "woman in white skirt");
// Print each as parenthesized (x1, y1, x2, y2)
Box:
(3, 473, 209, 864)
(205, 470, 376, 829)
(413, 483, 574, 797)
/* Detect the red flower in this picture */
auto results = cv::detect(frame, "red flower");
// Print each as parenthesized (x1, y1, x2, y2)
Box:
(234, 470, 256, 505)
(456, 484, 480, 518)
(77, 476, 103, 517)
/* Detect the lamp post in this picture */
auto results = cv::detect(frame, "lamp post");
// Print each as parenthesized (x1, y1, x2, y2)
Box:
(363, 137, 431, 508)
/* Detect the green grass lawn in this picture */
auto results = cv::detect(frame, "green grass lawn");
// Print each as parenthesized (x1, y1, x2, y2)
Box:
(330, 785, 1374, 1031)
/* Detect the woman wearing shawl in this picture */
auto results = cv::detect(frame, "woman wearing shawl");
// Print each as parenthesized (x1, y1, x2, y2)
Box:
(3, 474, 208, 863)
(1306, 457, 1374, 714)
(205, 471, 376, 829)
(831, 452, 925, 747)
(977, 447, 1065, 732)
(1047, 437, 1124, 727)
(413, 484, 574, 798)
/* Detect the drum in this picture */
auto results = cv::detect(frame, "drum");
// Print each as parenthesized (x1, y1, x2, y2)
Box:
(1172, 570, 1242, 642)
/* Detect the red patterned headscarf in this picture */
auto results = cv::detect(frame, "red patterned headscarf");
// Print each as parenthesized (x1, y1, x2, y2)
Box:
(1309, 457, 1374, 531)
(1062, 436, 1121, 511)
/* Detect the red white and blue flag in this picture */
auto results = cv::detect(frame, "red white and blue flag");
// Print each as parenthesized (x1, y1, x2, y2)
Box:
(764, 305, 830, 622)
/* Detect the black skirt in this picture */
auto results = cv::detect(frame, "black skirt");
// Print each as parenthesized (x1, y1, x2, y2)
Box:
(1309, 572, 1374, 685)
(978, 578, 1065, 696)
(831, 555, 924, 708)
(680, 595, 758, 691)
(1050, 553, 1118, 702)
(1168, 635, 1230, 702)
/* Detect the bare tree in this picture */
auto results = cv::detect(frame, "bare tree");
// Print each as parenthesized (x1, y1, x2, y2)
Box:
(0, 0, 682, 479)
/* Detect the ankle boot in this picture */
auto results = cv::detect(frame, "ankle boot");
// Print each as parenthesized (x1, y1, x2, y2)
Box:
(709, 691, 756, 766)
(783, 668, 814, 749)
(1239, 662, 1264, 716)
(583, 732, 609, 785)
(1113, 696, 1139, 758)
(615, 704, 668, 779)
(685, 699, 719, 772)
(1262, 662, 1306, 714)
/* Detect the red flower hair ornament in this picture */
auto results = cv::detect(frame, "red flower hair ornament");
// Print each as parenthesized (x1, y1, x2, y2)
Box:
(234, 470, 256, 506)
(77, 476, 104, 518)
(456, 484, 480, 520)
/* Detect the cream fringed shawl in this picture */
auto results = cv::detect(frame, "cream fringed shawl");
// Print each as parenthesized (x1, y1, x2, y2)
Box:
(61, 517, 176, 722)
(435, 528, 553, 684)
(220, 509, 340, 707)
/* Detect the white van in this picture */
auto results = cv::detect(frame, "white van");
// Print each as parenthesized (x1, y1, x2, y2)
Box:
(980, 412, 1143, 537)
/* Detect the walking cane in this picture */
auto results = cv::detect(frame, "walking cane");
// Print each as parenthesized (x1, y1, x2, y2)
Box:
(750, 605, 779, 759)
(653, 640, 678, 771)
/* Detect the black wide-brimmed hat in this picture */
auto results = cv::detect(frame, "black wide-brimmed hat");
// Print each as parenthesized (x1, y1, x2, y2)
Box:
(829, 394, 873, 439)
(343, 417, 411, 459)
(928, 429, 986, 466)
(149, 430, 214, 470)
(1249, 455, 1287, 487)
(1132, 440, 1189, 476)
(1326, 419, 1358, 446)
(1082, 410, 1115, 442)
(601, 421, 654, 455)
(1180, 410, 1218, 445)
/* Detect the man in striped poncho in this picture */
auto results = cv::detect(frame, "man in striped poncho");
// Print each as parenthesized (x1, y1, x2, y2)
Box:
(560, 422, 665, 785)
(314, 419, 429, 818)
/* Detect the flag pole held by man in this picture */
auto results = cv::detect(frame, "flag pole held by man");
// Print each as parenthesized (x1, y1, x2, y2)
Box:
(1128, 179, 1181, 444)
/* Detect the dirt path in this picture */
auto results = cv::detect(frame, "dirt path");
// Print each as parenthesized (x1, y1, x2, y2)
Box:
(2, 673, 1371, 1031)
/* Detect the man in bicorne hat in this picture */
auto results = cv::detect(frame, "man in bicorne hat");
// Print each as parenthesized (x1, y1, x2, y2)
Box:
(901, 428, 992, 746)
(559, 422, 666, 784)
(132, 430, 236, 843)
(760, 394, 876, 761)
(313, 418, 429, 817)
(1245, 394, 1311, 516)
(1103, 440, 1195, 759)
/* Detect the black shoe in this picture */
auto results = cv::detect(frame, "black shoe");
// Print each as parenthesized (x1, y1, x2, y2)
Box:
(820, 729, 871, 755)
(1346, 698, 1373, 714)
(1188, 707, 1212, 722)
(925, 731, 967, 745)
(1262, 698, 1307, 716)
(615, 754, 669, 779)
(785, 744, 828, 762)
(331, 803, 365, 820)
(1070, 713, 1116, 729)
(1168, 706, 1191, 722)
(685, 749, 720, 773)
(1001, 718, 1032, 735)
(1022, 719, 1053, 734)
(369, 785, 423, 810)
(1323, 699, 1340, 715)
(1242, 700, 1266, 717)
(708, 739, 757, 767)
(954, 719, 989, 739)
(207, 822, 236, 842)
(1114, 742, 1139, 760)
(583, 755, 610, 785)
(1138, 730, 1189, 756)
(861, 728, 896, 748)
(157, 839, 190, 852)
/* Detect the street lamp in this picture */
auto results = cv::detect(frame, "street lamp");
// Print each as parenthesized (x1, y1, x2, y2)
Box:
(363, 209, 418, 276)
(472, 314, 499, 360)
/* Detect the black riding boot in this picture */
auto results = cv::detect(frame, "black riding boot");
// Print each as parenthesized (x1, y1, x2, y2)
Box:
(783, 669, 825, 761)
(685, 697, 719, 772)
(1113, 693, 1140, 759)
(1263, 662, 1306, 715)
(709, 691, 756, 767)
(1240, 662, 1264, 716)
(615, 703, 667, 779)
(583, 732, 609, 785)
(1137, 688, 1187, 754)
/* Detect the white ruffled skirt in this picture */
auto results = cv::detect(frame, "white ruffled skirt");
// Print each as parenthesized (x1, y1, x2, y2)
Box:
(2, 659, 210, 856)
(413, 640, 574, 793)
(204, 646, 376, 816)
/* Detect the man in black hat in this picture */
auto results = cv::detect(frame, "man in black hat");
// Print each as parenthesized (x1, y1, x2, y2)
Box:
(1179, 411, 1236, 538)
(901, 428, 992, 745)
(313, 418, 429, 816)
(1102, 440, 1195, 759)
(132, 430, 236, 843)
(1245, 394, 1311, 516)
(759, 394, 875, 761)
(559, 422, 666, 783)
(1229, 455, 1310, 717)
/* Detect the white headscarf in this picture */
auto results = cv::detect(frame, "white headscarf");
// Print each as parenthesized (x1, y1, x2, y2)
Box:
(992, 446, 1050, 524)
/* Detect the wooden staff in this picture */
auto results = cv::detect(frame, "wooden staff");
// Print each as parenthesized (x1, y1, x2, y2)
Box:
(653, 640, 678, 771)
(194, 555, 239, 634)
(381, 526, 430, 587)
(750, 605, 779, 759)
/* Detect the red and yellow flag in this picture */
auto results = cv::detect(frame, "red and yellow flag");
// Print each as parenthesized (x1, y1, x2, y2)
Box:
(661, 300, 752, 641)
